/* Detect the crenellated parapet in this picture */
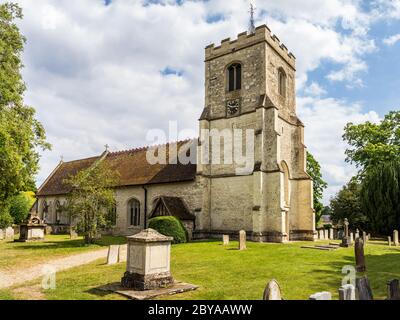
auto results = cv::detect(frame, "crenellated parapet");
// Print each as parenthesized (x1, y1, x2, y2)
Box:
(205, 24, 295, 69)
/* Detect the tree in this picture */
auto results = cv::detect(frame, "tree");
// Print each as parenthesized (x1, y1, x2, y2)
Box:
(330, 179, 366, 230)
(64, 161, 119, 244)
(306, 152, 328, 225)
(0, 3, 50, 226)
(9, 191, 35, 224)
(360, 160, 400, 235)
(343, 111, 400, 174)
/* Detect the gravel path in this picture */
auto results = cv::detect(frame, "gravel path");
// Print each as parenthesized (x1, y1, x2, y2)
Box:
(0, 248, 109, 289)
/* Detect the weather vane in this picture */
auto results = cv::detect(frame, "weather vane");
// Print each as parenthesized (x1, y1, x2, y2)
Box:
(249, 2, 256, 34)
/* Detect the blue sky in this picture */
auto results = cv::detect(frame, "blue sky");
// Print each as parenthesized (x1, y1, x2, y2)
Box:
(12, 0, 400, 203)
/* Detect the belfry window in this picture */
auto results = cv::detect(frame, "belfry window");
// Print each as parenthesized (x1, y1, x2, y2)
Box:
(227, 63, 241, 92)
(278, 68, 287, 97)
(128, 199, 140, 227)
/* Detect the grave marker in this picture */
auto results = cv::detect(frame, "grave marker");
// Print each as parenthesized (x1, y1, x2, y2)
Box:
(393, 230, 399, 246)
(339, 284, 356, 300)
(355, 238, 366, 272)
(356, 276, 373, 300)
(223, 235, 229, 246)
(107, 245, 119, 265)
(5, 227, 14, 241)
(309, 292, 332, 300)
(263, 279, 282, 300)
(239, 230, 246, 250)
(387, 279, 400, 300)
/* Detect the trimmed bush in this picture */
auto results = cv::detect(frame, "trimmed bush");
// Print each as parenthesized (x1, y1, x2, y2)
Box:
(148, 216, 187, 244)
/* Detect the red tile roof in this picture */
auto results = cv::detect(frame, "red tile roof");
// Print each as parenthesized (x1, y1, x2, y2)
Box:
(37, 140, 197, 196)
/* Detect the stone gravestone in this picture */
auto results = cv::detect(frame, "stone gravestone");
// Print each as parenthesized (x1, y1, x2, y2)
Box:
(262, 279, 282, 300)
(5, 227, 14, 241)
(355, 238, 366, 272)
(350, 232, 354, 244)
(309, 292, 332, 300)
(121, 229, 174, 290)
(239, 230, 246, 250)
(388, 236, 392, 247)
(70, 227, 78, 239)
(319, 229, 324, 240)
(329, 229, 334, 240)
(387, 279, 400, 300)
(355, 229, 360, 239)
(223, 235, 229, 246)
(118, 244, 127, 263)
(339, 284, 356, 300)
(362, 231, 367, 245)
(340, 218, 352, 247)
(0, 229, 4, 240)
(393, 230, 399, 246)
(324, 229, 329, 240)
(107, 245, 119, 265)
(356, 276, 373, 300)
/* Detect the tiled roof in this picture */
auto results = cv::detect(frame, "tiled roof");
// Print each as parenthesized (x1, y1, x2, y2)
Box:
(149, 196, 196, 221)
(37, 140, 197, 196)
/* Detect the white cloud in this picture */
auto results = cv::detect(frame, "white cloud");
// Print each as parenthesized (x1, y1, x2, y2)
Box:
(297, 96, 380, 203)
(11, 0, 396, 203)
(383, 33, 400, 45)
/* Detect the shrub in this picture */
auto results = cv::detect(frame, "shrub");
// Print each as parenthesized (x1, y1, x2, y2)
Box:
(148, 216, 187, 244)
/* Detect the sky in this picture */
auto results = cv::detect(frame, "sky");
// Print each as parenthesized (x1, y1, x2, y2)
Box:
(9, 0, 400, 204)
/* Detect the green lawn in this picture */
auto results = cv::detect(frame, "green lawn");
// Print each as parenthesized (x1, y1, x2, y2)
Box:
(0, 234, 126, 272)
(3, 239, 400, 300)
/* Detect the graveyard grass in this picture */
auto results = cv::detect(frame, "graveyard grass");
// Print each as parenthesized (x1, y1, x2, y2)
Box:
(0, 234, 126, 270)
(3, 239, 400, 300)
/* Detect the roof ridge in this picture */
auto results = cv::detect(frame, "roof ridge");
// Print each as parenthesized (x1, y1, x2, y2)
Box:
(107, 138, 195, 157)
(61, 155, 100, 164)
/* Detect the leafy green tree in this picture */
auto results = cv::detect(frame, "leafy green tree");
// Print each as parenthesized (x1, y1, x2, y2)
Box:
(306, 152, 328, 225)
(0, 3, 50, 226)
(343, 111, 400, 173)
(9, 191, 35, 224)
(64, 161, 119, 244)
(360, 160, 400, 235)
(330, 179, 366, 229)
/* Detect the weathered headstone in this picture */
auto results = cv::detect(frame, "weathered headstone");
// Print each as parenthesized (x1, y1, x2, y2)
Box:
(5, 227, 14, 241)
(367, 233, 371, 241)
(355, 229, 360, 239)
(324, 229, 329, 240)
(356, 276, 373, 300)
(355, 238, 366, 272)
(387, 279, 400, 300)
(388, 236, 392, 246)
(263, 279, 282, 300)
(239, 230, 246, 250)
(118, 244, 127, 262)
(0, 229, 4, 240)
(309, 292, 332, 300)
(340, 218, 352, 247)
(329, 229, 334, 240)
(107, 245, 119, 265)
(362, 231, 367, 245)
(350, 232, 354, 244)
(70, 227, 78, 239)
(393, 230, 399, 246)
(223, 235, 229, 246)
(339, 284, 356, 300)
(319, 229, 324, 240)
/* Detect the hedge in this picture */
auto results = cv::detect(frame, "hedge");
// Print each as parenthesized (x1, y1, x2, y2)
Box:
(148, 216, 187, 244)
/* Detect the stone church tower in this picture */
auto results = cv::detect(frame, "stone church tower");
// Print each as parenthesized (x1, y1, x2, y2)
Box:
(196, 25, 315, 242)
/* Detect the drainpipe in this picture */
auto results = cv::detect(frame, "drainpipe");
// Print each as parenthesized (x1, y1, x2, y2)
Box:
(142, 186, 148, 228)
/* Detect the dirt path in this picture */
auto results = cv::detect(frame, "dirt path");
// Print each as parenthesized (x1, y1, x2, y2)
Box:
(0, 248, 109, 289)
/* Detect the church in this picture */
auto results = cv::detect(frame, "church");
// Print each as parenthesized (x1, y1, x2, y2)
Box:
(34, 24, 315, 243)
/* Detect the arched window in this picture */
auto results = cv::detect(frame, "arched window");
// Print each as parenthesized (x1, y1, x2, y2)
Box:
(42, 200, 48, 222)
(227, 63, 242, 92)
(128, 199, 140, 227)
(108, 204, 117, 226)
(55, 200, 61, 223)
(278, 68, 286, 97)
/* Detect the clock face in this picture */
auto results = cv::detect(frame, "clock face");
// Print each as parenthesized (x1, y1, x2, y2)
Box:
(227, 99, 240, 115)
